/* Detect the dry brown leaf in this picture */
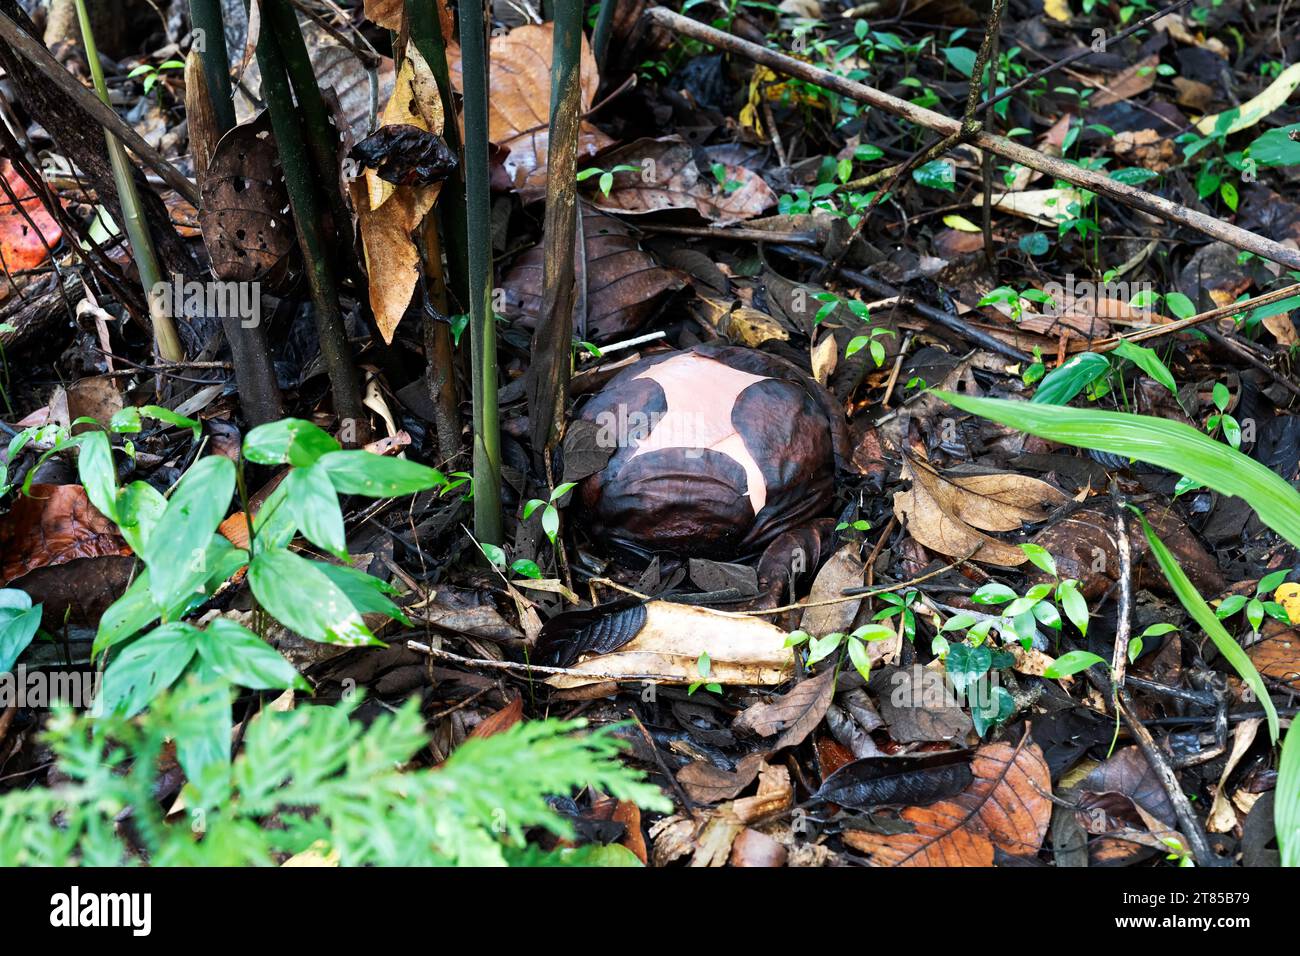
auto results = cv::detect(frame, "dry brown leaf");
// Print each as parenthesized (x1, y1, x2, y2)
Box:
(677, 752, 767, 803)
(798, 545, 865, 636)
(732, 762, 794, 823)
(843, 737, 1052, 866)
(0, 484, 131, 585)
(1248, 622, 1300, 688)
(691, 294, 790, 346)
(590, 137, 777, 223)
(468, 695, 524, 739)
(733, 666, 838, 749)
(893, 459, 1044, 567)
(923, 468, 1069, 532)
(362, 0, 403, 30)
(1208, 717, 1261, 833)
(1090, 55, 1159, 107)
(500, 204, 683, 341)
(811, 332, 838, 385)
(449, 24, 611, 202)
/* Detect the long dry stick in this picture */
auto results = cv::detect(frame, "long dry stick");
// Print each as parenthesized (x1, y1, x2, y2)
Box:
(644, 7, 1300, 272)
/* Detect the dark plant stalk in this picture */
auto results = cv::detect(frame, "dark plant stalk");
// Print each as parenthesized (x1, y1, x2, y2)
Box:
(458, 0, 503, 544)
(187, 0, 236, 134)
(254, 26, 367, 434)
(259, 0, 352, 249)
(592, 0, 617, 69)
(73, 0, 184, 363)
(407, 0, 469, 310)
(527, 0, 581, 464)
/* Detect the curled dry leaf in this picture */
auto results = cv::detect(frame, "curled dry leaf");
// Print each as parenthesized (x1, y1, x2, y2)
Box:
(590, 137, 777, 224)
(797, 545, 865, 637)
(449, 23, 612, 203)
(199, 112, 296, 285)
(894, 457, 1067, 567)
(734, 665, 838, 749)
(690, 294, 790, 347)
(500, 204, 683, 341)
(351, 45, 445, 342)
(843, 736, 1052, 866)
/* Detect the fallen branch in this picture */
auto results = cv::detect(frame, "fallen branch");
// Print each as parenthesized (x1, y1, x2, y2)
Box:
(644, 7, 1300, 273)
(0, 10, 200, 206)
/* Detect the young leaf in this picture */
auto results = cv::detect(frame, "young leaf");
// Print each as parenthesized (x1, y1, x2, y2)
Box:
(1031, 352, 1111, 406)
(243, 418, 340, 467)
(143, 456, 236, 611)
(283, 462, 348, 559)
(1042, 649, 1106, 679)
(319, 451, 447, 497)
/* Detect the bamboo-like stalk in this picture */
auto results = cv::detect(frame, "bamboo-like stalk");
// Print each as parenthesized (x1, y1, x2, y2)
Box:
(407, 0, 464, 462)
(254, 25, 367, 434)
(407, 0, 469, 310)
(527, 0, 582, 464)
(592, 0, 617, 69)
(458, 0, 503, 544)
(187, 0, 236, 134)
(259, 0, 352, 249)
(72, 0, 184, 363)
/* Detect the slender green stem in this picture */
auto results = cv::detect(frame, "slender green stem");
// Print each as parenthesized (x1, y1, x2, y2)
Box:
(254, 25, 367, 434)
(458, 0, 502, 544)
(187, 0, 236, 134)
(73, 0, 183, 362)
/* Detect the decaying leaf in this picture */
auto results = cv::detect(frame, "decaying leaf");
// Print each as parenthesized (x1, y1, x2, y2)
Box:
(894, 457, 1066, 567)
(500, 204, 683, 341)
(449, 23, 612, 202)
(0, 484, 130, 586)
(1196, 62, 1300, 136)
(843, 737, 1052, 866)
(798, 545, 865, 637)
(1207, 717, 1261, 833)
(691, 294, 791, 347)
(199, 112, 296, 285)
(589, 137, 777, 224)
(733, 665, 838, 748)
(1248, 621, 1300, 689)
(974, 187, 1085, 227)
(543, 601, 795, 688)
(0, 161, 61, 283)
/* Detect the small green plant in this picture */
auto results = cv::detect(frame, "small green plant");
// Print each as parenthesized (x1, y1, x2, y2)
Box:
(846, 326, 894, 368)
(1215, 570, 1291, 635)
(577, 163, 641, 197)
(978, 285, 1056, 322)
(523, 482, 577, 545)
(785, 623, 894, 682)
(710, 162, 742, 194)
(127, 58, 186, 97)
(873, 588, 919, 641)
(688, 651, 722, 695)
(0, 678, 669, 866)
(1205, 381, 1242, 449)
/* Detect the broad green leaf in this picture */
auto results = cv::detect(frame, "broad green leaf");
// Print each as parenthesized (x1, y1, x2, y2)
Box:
(847, 635, 872, 682)
(1020, 543, 1057, 577)
(1133, 510, 1278, 743)
(935, 392, 1300, 554)
(314, 561, 410, 626)
(140, 405, 202, 441)
(115, 480, 166, 553)
(943, 45, 976, 77)
(1058, 579, 1090, 635)
(99, 622, 201, 717)
(93, 573, 161, 657)
(1043, 649, 1106, 678)
(972, 582, 1017, 605)
(318, 451, 447, 497)
(1259, 569, 1290, 593)
(541, 505, 560, 543)
(511, 559, 543, 579)
(1163, 292, 1197, 320)
(1113, 340, 1177, 395)
(243, 418, 340, 467)
(197, 618, 309, 691)
(143, 456, 235, 610)
(1247, 121, 1300, 167)
(1031, 352, 1110, 405)
(1216, 593, 1249, 619)
(1278, 717, 1300, 867)
(807, 633, 843, 665)
(248, 549, 380, 646)
(173, 662, 232, 799)
(945, 642, 991, 696)
(76, 430, 118, 522)
(0, 589, 42, 674)
(284, 463, 347, 558)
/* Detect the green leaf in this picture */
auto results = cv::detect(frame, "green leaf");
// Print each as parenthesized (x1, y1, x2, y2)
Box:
(0, 589, 42, 674)
(1278, 716, 1300, 867)
(523, 498, 546, 520)
(511, 559, 543, 579)
(1031, 352, 1110, 405)
(313, 562, 410, 626)
(1248, 122, 1300, 167)
(1163, 292, 1196, 320)
(972, 582, 1017, 605)
(76, 430, 118, 522)
(1043, 649, 1106, 678)
(284, 463, 347, 558)
(196, 618, 309, 691)
(1020, 543, 1057, 577)
(1113, 340, 1177, 395)
(248, 549, 380, 647)
(847, 635, 872, 682)
(943, 45, 977, 77)
(1216, 593, 1249, 619)
(913, 159, 955, 192)
(1133, 509, 1278, 743)
(807, 633, 843, 665)
(935, 392, 1300, 554)
(243, 419, 340, 467)
(99, 622, 201, 717)
(93, 573, 161, 657)
(318, 451, 447, 497)
(541, 504, 560, 543)
(946, 642, 991, 696)
(143, 456, 235, 610)
(115, 480, 167, 553)
(139, 405, 202, 441)
(1058, 579, 1090, 635)
(1259, 569, 1290, 594)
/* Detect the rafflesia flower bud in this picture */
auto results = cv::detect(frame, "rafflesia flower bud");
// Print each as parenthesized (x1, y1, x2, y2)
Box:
(575, 344, 845, 559)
